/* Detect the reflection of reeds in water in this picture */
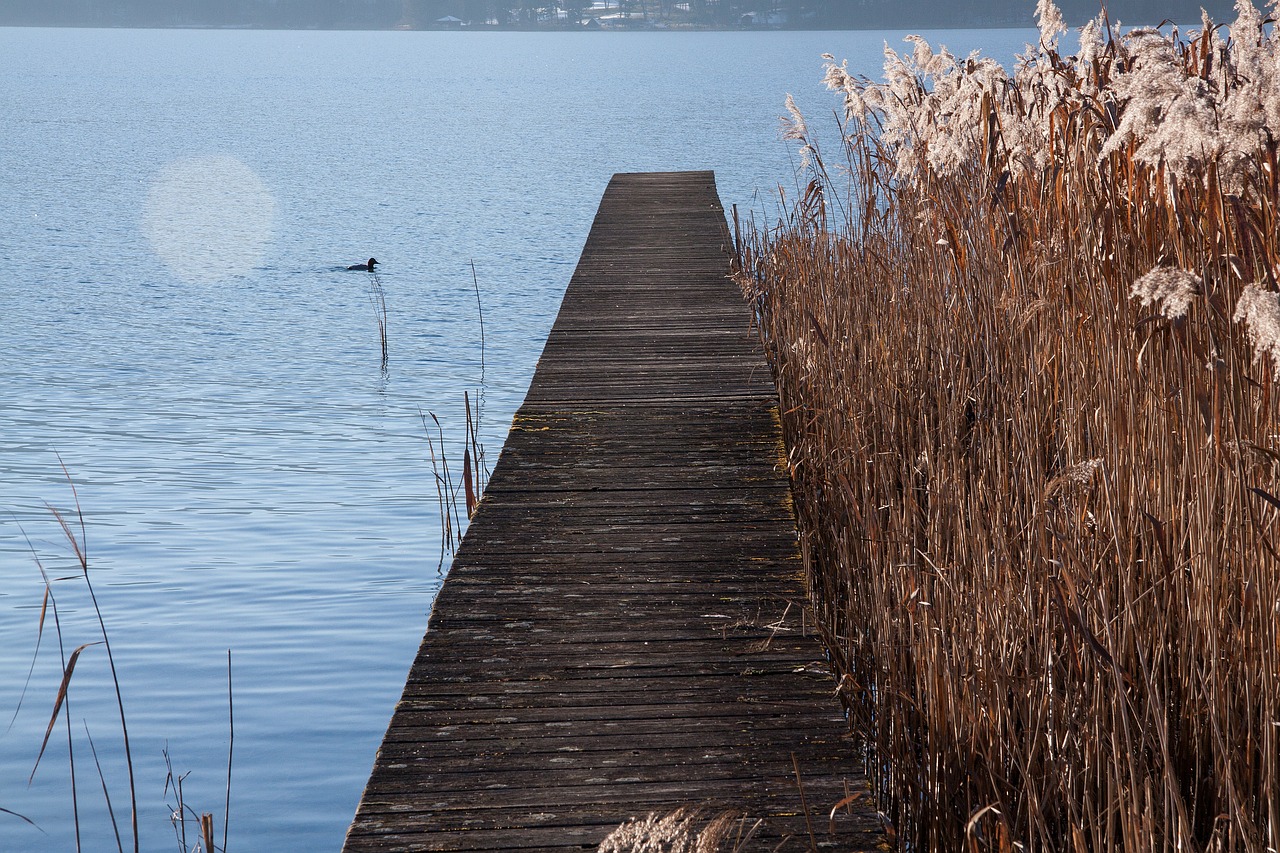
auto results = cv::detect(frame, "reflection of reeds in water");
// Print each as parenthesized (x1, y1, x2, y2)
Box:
(739, 2, 1280, 849)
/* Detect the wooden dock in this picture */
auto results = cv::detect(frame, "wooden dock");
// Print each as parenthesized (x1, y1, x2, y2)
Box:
(342, 172, 882, 852)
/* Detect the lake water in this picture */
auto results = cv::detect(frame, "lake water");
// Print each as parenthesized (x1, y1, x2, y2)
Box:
(0, 25, 1035, 851)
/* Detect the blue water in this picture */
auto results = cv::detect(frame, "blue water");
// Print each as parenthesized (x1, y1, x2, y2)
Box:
(0, 26, 1036, 851)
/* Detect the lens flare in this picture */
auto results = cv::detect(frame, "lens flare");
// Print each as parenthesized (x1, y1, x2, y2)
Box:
(142, 155, 277, 284)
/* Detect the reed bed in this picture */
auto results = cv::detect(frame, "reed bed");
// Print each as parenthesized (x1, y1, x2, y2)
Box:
(737, 3, 1280, 849)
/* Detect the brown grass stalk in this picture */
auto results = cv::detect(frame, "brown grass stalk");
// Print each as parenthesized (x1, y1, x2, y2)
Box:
(421, 394, 489, 561)
(364, 266, 388, 371)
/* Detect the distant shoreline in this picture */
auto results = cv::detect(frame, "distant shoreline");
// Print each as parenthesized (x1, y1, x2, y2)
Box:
(0, 22, 1045, 31)
(0, 0, 1238, 35)
(0, 11, 1232, 32)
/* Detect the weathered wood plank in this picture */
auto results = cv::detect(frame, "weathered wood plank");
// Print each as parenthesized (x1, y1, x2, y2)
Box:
(341, 172, 881, 852)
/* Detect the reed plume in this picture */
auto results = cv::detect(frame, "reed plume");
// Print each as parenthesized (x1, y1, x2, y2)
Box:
(597, 807, 758, 853)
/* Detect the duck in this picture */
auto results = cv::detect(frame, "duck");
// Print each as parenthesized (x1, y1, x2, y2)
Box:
(347, 257, 379, 271)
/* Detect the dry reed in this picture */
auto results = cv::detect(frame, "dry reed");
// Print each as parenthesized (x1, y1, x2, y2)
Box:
(20, 467, 142, 853)
(14, 470, 234, 853)
(364, 266, 388, 371)
(421, 392, 490, 567)
(596, 807, 760, 853)
(738, 3, 1280, 849)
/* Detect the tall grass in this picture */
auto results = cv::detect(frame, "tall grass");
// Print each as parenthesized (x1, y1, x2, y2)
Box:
(421, 392, 490, 567)
(738, 2, 1280, 849)
(18, 468, 140, 853)
(420, 261, 490, 565)
(12, 470, 233, 853)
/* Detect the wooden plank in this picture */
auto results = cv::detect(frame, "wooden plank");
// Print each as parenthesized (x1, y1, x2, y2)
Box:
(341, 172, 881, 852)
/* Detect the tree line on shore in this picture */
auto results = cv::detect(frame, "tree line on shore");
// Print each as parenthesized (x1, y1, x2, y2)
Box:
(1, 0, 1236, 30)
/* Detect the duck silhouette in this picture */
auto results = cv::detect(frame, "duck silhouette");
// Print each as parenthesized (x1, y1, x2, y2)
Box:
(347, 257, 378, 271)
